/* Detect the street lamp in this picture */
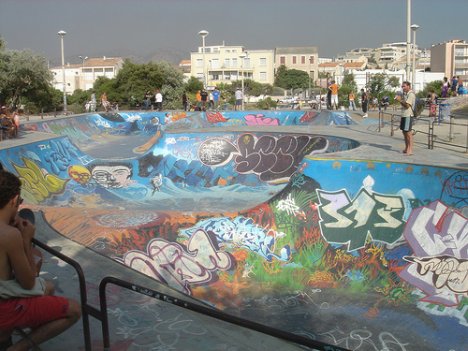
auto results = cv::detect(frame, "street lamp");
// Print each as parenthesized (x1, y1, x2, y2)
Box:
(58, 30, 67, 114)
(411, 24, 420, 90)
(405, 0, 411, 82)
(78, 56, 88, 90)
(239, 52, 247, 111)
(198, 30, 209, 87)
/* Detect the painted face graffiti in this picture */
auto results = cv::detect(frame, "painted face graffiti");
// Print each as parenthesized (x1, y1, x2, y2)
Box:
(91, 164, 132, 189)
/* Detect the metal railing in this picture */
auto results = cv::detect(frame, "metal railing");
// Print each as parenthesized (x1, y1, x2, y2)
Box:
(379, 110, 468, 153)
(31, 237, 95, 351)
(99, 276, 350, 351)
(33, 235, 350, 351)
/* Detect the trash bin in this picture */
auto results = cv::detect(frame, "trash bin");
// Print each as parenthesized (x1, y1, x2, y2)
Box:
(438, 103, 450, 123)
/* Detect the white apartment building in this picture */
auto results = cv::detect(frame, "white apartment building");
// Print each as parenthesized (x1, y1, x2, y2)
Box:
(431, 39, 468, 80)
(190, 44, 275, 87)
(275, 47, 319, 82)
(51, 57, 124, 94)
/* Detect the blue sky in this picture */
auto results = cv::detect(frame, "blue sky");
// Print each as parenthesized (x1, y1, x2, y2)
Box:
(1, 0, 467, 65)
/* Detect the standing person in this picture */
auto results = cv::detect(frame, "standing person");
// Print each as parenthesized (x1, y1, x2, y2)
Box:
(441, 77, 450, 98)
(144, 91, 152, 110)
(182, 92, 189, 112)
(348, 91, 356, 111)
(450, 76, 458, 96)
(328, 80, 339, 110)
(90, 93, 97, 112)
(154, 89, 163, 111)
(100, 92, 110, 112)
(212, 87, 221, 110)
(0, 170, 81, 350)
(428, 90, 437, 117)
(360, 89, 368, 118)
(200, 89, 208, 111)
(235, 88, 243, 111)
(395, 81, 416, 156)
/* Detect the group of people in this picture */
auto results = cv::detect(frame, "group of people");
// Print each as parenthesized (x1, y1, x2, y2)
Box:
(187, 87, 223, 111)
(0, 106, 21, 140)
(441, 76, 465, 98)
(0, 168, 81, 350)
(142, 89, 163, 111)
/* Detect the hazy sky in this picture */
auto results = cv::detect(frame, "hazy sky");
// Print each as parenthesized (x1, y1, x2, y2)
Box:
(1, 0, 467, 65)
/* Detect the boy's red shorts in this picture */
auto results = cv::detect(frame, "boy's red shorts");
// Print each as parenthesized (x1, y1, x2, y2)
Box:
(0, 295, 69, 331)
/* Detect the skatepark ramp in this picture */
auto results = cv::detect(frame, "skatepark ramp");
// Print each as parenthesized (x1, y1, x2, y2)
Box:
(1, 110, 466, 350)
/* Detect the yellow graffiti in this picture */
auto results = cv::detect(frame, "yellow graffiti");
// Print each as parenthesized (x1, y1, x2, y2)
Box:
(13, 158, 69, 203)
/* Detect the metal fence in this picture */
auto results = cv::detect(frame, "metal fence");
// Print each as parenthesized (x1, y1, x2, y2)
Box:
(379, 109, 468, 154)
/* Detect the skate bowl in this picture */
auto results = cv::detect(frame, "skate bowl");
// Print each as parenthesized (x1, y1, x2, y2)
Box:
(1, 109, 467, 351)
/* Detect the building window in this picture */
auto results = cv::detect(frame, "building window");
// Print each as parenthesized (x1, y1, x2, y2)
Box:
(196, 59, 203, 67)
(259, 72, 267, 81)
(259, 58, 267, 66)
(309, 56, 314, 64)
(224, 58, 230, 67)
(301, 56, 306, 64)
(280, 56, 285, 65)
(292, 56, 297, 64)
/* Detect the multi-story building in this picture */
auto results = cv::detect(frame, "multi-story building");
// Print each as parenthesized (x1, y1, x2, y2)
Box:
(190, 44, 275, 87)
(431, 39, 468, 81)
(275, 47, 319, 82)
(51, 56, 123, 93)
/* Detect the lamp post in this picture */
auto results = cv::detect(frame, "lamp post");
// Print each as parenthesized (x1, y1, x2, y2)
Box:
(411, 24, 420, 90)
(198, 30, 209, 88)
(239, 52, 247, 111)
(405, 0, 411, 82)
(78, 55, 88, 90)
(58, 30, 67, 114)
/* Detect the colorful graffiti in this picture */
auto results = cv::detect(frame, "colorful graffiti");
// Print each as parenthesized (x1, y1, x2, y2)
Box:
(3, 111, 466, 350)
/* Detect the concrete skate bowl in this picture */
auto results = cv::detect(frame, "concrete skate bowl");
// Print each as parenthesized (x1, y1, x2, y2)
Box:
(3, 110, 467, 350)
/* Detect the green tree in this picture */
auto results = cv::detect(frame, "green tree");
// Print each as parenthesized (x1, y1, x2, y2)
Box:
(0, 49, 54, 111)
(274, 65, 309, 91)
(185, 76, 204, 93)
(338, 72, 357, 104)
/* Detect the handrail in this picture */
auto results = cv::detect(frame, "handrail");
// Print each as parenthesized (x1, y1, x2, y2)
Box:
(379, 110, 467, 153)
(99, 276, 350, 351)
(32, 237, 95, 351)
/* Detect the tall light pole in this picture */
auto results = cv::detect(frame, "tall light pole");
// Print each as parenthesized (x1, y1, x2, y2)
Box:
(198, 30, 209, 88)
(78, 55, 88, 90)
(58, 30, 67, 114)
(239, 52, 247, 111)
(405, 0, 411, 82)
(411, 24, 420, 90)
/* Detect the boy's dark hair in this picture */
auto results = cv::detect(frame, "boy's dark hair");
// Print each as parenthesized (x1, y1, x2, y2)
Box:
(0, 170, 22, 209)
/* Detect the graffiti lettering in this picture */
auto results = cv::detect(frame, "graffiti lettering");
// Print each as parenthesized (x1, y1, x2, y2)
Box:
(13, 157, 68, 203)
(198, 138, 237, 166)
(404, 256, 467, 293)
(317, 188, 405, 251)
(400, 200, 467, 306)
(123, 229, 234, 295)
(276, 193, 303, 217)
(181, 216, 290, 262)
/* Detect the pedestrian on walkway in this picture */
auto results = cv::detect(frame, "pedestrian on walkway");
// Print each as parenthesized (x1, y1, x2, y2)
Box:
(328, 80, 339, 110)
(348, 91, 356, 111)
(395, 81, 416, 156)
(360, 89, 368, 118)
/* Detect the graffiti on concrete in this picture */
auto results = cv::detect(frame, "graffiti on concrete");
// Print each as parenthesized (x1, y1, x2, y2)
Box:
(199, 133, 328, 182)
(400, 200, 467, 307)
(122, 228, 234, 294)
(316, 187, 405, 251)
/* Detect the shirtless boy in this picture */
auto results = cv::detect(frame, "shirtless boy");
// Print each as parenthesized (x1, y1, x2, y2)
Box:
(0, 170, 81, 351)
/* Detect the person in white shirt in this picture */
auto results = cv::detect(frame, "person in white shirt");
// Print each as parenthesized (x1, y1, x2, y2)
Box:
(235, 88, 243, 111)
(395, 81, 416, 156)
(154, 89, 163, 111)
